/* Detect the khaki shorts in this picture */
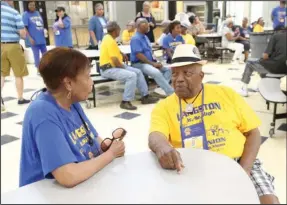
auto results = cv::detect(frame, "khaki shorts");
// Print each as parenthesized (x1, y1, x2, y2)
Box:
(1, 43, 28, 77)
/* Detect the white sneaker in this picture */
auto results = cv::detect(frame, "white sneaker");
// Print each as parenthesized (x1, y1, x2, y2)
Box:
(238, 87, 248, 97)
(154, 87, 167, 97)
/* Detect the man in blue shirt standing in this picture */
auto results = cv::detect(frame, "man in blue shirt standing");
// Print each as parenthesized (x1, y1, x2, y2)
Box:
(88, 3, 108, 50)
(1, 0, 30, 106)
(131, 18, 174, 97)
(271, 1, 287, 29)
(22, 1, 47, 70)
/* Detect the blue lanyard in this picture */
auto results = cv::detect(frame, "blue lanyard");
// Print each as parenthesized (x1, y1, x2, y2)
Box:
(179, 85, 208, 149)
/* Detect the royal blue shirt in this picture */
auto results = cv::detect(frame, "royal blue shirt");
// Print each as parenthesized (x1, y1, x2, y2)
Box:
(53, 16, 73, 48)
(130, 32, 154, 64)
(162, 33, 184, 52)
(19, 91, 101, 187)
(22, 11, 46, 45)
(271, 6, 287, 29)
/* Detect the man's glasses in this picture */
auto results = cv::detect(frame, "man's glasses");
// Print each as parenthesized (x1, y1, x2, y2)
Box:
(100, 128, 127, 152)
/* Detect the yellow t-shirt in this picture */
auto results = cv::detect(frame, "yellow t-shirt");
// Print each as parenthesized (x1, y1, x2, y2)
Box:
(182, 34, 196, 45)
(253, 24, 264, 33)
(100, 34, 123, 67)
(149, 84, 261, 159)
(122, 29, 135, 43)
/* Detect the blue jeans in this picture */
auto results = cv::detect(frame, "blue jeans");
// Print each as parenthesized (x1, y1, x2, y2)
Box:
(31, 44, 47, 68)
(101, 65, 149, 101)
(132, 63, 174, 95)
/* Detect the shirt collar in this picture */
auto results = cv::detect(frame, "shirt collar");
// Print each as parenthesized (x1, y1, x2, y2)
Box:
(136, 31, 146, 38)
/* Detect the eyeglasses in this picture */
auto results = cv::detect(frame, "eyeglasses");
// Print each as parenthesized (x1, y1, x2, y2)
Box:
(100, 128, 127, 152)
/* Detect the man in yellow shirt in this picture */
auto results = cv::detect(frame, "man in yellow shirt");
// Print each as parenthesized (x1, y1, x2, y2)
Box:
(181, 21, 195, 45)
(100, 21, 158, 110)
(148, 44, 279, 204)
(121, 21, 136, 45)
(253, 17, 265, 33)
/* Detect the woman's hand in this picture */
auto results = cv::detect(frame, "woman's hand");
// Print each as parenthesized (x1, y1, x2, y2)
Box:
(106, 140, 125, 158)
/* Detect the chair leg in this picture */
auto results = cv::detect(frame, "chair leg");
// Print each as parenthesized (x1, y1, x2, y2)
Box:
(269, 103, 277, 137)
(266, 101, 270, 110)
(92, 84, 96, 107)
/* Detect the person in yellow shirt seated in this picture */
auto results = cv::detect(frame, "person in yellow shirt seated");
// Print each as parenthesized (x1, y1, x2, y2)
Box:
(148, 44, 279, 204)
(100, 21, 158, 110)
(180, 21, 195, 45)
(121, 21, 136, 45)
(253, 17, 265, 33)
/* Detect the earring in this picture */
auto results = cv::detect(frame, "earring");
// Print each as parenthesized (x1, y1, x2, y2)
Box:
(67, 91, 72, 100)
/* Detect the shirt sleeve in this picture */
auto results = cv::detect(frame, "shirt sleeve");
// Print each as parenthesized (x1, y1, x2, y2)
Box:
(162, 36, 170, 49)
(264, 35, 275, 55)
(34, 120, 78, 178)
(130, 38, 144, 54)
(63, 17, 71, 28)
(16, 13, 25, 30)
(149, 101, 170, 139)
(88, 18, 96, 31)
(231, 89, 261, 133)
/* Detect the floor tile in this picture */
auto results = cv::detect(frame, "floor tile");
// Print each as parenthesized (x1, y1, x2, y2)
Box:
(16, 121, 23, 125)
(23, 88, 36, 93)
(1, 112, 18, 120)
(278, 123, 287, 132)
(206, 81, 221, 84)
(99, 91, 114, 96)
(204, 72, 213, 75)
(1, 135, 19, 145)
(114, 112, 141, 120)
(231, 78, 241, 81)
(228, 68, 239, 71)
(2, 97, 17, 102)
(261, 136, 268, 144)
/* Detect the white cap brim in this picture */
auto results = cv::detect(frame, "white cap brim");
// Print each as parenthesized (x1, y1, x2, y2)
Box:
(168, 60, 207, 68)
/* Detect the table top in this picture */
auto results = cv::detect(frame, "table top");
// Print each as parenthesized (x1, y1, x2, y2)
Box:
(1, 149, 260, 204)
(77, 45, 131, 58)
(197, 33, 222, 38)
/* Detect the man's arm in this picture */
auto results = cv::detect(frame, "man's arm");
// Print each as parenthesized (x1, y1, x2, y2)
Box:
(239, 128, 261, 175)
(18, 29, 26, 39)
(263, 35, 275, 59)
(89, 19, 98, 46)
(149, 131, 172, 153)
(111, 57, 124, 68)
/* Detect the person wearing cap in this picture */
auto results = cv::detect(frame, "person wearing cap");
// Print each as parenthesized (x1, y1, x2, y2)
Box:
(88, 3, 108, 50)
(121, 20, 136, 45)
(162, 20, 185, 64)
(100, 21, 158, 110)
(130, 18, 174, 97)
(271, 1, 286, 29)
(53, 7, 73, 48)
(156, 20, 171, 47)
(148, 44, 280, 204)
(22, 1, 47, 69)
(181, 21, 195, 45)
(221, 19, 244, 64)
(253, 17, 265, 33)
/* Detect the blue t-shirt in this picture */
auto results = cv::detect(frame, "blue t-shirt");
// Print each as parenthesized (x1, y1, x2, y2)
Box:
(130, 32, 154, 64)
(88, 16, 107, 46)
(22, 11, 46, 45)
(54, 16, 73, 48)
(162, 33, 185, 52)
(19, 91, 101, 187)
(272, 6, 287, 29)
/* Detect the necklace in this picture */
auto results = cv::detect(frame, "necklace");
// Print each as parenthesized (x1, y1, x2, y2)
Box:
(183, 87, 203, 113)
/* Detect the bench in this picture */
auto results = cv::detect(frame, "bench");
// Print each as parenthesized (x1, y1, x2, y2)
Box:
(258, 74, 287, 137)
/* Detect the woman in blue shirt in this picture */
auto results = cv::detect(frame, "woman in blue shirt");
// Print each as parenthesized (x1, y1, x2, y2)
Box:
(53, 7, 73, 48)
(19, 48, 125, 188)
(22, 1, 47, 69)
(162, 20, 185, 64)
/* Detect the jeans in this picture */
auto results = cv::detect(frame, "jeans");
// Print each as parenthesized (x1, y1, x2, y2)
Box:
(101, 65, 148, 101)
(132, 63, 174, 95)
(31, 44, 47, 68)
(241, 60, 269, 84)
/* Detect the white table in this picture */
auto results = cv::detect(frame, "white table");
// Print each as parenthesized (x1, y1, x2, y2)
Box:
(78, 45, 131, 58)
(1, 149, 260, 204)
(197, 33, 222, 38)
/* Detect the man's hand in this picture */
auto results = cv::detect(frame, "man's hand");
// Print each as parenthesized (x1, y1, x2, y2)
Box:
(155, 145, 184, 173)
(152, 62, 163, 69)
(262, 53, 269, 60)
(149, 22, 155, 27)
(29, 38, 35, 46)
(122, 53, 129, 63)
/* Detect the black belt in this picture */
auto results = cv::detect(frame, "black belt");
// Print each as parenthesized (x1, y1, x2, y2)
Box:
(1, 41, 19, 44)
(100, 63, 113, 72)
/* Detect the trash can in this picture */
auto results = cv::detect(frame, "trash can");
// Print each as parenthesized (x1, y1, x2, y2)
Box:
(249, 31, 274, 58)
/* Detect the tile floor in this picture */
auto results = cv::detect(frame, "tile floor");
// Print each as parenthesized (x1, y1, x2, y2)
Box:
(1, 62, 286, 203)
